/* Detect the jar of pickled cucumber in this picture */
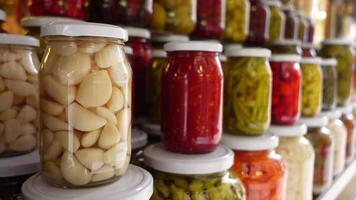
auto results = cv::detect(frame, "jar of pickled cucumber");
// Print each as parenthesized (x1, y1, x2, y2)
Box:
(301, 43, 317, 57)
(162, 42, 223, 153)
(246, 0, 270, 46)
(271, 39, 302, 55)
(296, 11, 308, 42)
(0, 34, 40, 158)
(301, 116, 334, 195)
(224, 47, 272, 135)
(131, 128, 148, 167)
(151, 0, 197, 34)
(0, 9, 6, 33)
(151, 33, 189, 49)
(144, 143, 246, 200)
(266, 0, 285, 44)
(270, 124, 314, 200)
(319, 39, 354, 106)
(39, 22, 132, 187)
(306, 16, 315, 43)
(270, 54, 302, 125)
(282, 5, 299, 40)
(224, 0, 250, 43)
(321, 58, 338, 111)
(340, 105, 356, 164)
(300, 57, 323, 117)
(223, 134, 287, 200)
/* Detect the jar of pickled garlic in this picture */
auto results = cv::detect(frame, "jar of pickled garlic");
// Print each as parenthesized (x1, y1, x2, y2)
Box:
(28, 0, 87, 20)
(151, 33, 189, 49)
(151, 0, 197, 34)
(223, 134, 287, 200)
(161, 42, 223, 153)
(224, 0, 250, 43)
(321, 58, 338, 111)
(306, 16, 315, 43)
(282, 5, 299, 40)
(270, 124, 314, 200)
(340, 105, 356, 164)
(147, 49, 166, 125)
(266, 0, 285, 44)
(296, 11, 308, 42)
(270, 39, 302, 55)
(319, 39, 354, 106)
(131, 128, 148, 166)
(320, 110, 347, 176)
(0, 34, 40, 158)
(301, 43, 317, 57)
(125, 27, 152, 119)
(224, 47, 272, 135)
(270, 54, 302, 125)
(144, 143, 246, 200)
(0, 9, 7, 33)
(246, 0, 270, 46)
(300, 57, 322, 117)
(39, 22, 132, 187)
(301, 116, 334, 194)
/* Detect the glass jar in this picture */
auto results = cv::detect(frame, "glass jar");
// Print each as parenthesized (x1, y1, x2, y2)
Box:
(28, 0, 87, 20)
(191, 0, 225, 39)
(144, 144, 246, 200)
(270, 55, 302, 125)
(270, 124, 314, 200)
(0, 34, 40, 158)
(306, 16, 315, 43)
(321, 58, 338, 111)
(0, 9, 7, 33)
(224, 0, 250, 43)
(301, 116, 334, 194)
(223, 134, 287, 200)
(39, 23, 132, 187)
(301, 43, 317, 57)
(282, 5, 299, 40)
(125, 27, 152, 119)
(319, 39, 354, 106)
(151, 33, 189, 49)
(296, 12, 308, 42)
(340, 106, 356, 164)
(246, 0, 270, 46)
(131, 128, 148, 167)
(300, 57, 322, 117)
(151, 0, 197, 34)
(266, 0, 285, 44)
(161, 42, 223, 153)
(224, 47, 272, 135)
(270, 39, 302, 55)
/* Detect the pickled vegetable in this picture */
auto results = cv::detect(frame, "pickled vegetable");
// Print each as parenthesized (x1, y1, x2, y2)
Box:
(266, 1, 285, 43)
(224, 0, 250, 43)
(321, 59, 337, 111)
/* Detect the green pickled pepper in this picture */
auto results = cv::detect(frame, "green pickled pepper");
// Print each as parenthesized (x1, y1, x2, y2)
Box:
(267, 4, 285, 43)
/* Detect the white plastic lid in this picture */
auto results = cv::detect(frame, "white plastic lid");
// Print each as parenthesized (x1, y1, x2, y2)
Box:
(270, 54, 301, 62)
(164, 41, 223, 52)
(141, 122, 161, 137)
(144, 143, 234, 175)
(123, 46, 133, 55)
(0, 9, 6, 21)
(299, 116, 329, 127)
(273, 39, 301, 46)
(219, 54, 227, 62)
(281, 4, 294, 11)
(41, 22, 128, 41)
(321, 58, 337, 66)
(0, 33, 39, 47)
(300, 57, 322, 64)
(224, 44, 242, 52)
(152, 34, 189, 43)
(225, 47, 271, 58)
(22, 165, 153, 200)
(132, 128, 148, 150)
(152, 49, 167, 58)
(301, 43, 316, 48)
(0, 150, 40, 177)
(322, 38, 353, 46)
(125, 27, 150, 39)
(222, 134, 279, 151)
(320, 110, 342, 120)
(265, 0, 282, 7)
(21, 16, 82, 27)
(269, 124, 307, 137)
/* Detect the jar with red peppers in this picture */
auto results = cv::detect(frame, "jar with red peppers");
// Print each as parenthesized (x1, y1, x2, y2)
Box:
(246, 0, 270, 46)
(28, 0, 87, 20)
(296, 11, 308, 42)
(306, 16, 315, 43)
(270, 54, 302, 125)
(340, 105, 356, 164)
(0, 9, 6, 33)
(282, 5, 299, 40)
(224, 0, 250, 43)
(125, 27, 152, 119)
(301, 116, 334, 195)
(151, 33, 189, 49)
(161, 41, 223, 153)
(271, 39, 302, 55)
(223, 134, 287, 200)
(191, 0, 225, 40)
(301, 43, 317, 57)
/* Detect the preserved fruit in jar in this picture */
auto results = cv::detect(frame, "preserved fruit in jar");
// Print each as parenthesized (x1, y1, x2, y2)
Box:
(162, 42, 223, 153)
(301, 43, 316, 57)
(271, 124, 314, 200)
(224, 0, 250, 43)
(224, 47, 272, 135)
(300, 57, 322, 117)
(145, 144, 246, 200)
(270, 55, 302, 125)
(223, 134, 287, 200)
(321, 59, 337, 111)
(246, 0, 270, 46)
(0, 34, 40, 158)
(266, 0, 285, 44)
(151, 33, 189, 49)
(282, 5, 299, 40)
(340, 106, 356, 164)
(270, 39, 301, 55)
(40, 23, 132, 187)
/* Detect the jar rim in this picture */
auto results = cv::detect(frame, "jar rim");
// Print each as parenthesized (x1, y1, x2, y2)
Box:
(21, 16, 82, 27)
(152, 33, 189, 43)
(321, 58, 337, 66)
(225, 47, 271, 58)
(269, 124, 307, 137)
(152, 49, 167, 58)
(0, 9, 6, 21)
(299, 116, 328, 127)
(132, 128, 148, 150)
(222, 134, 279, 151)
(270, 54, 301, 62)
(164, 41, 223, 52)
(0, 33, 39, 47)
(124, 26, 151, 39)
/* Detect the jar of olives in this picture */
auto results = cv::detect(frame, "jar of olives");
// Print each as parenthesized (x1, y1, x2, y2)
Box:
(301, 43, 317, 57)
(144, 143, 246, 200)
(223, 134, 287, 200)
(266, 0, 285, 44)
(0, 9, 6, 33)
(321, 58, 338, 111)
(40, 22, 132, 187)
(319, 39, 354, 106)
(340, 105, 356, 164)
(246, 0, 270, 46)
(151, 0, 197, 34)
(224, 0, 250, 43)
(151, 33, 189, 49)
(224, 47, 272, 135)
(282, 5, 299, 40)
(131, 128, 148, 167)
(300, 57, 323, 117)
(270, 124, 314, 200)
(301, 116, 334, 194)
(271, 39, 302, 55)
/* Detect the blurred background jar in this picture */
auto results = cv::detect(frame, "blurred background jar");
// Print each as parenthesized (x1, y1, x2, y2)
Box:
(271, 39, 302, 55)
(224, 0, 250, 43)
(282, 5, 299, 40)
(320, 58, 338, 111)
(301, 43, 317, 57)
(296, 11, 309, 42)
(246, 0, 270, 46)
(266, 0, 285, 44)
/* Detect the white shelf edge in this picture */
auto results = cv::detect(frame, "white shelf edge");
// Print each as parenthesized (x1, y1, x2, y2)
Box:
(317, 159, 356, 200)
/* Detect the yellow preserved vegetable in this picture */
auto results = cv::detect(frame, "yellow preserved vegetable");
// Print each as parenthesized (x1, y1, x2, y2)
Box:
(224, 0, 250, 43)
(266, 0, 285, 44)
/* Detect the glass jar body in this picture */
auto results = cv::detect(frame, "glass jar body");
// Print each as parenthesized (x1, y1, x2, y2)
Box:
(224, 57, 272, 135)
(267, 5, 285, 44)
(246, 0, 270, 46)
(283, 10, 299, 40)
(39, 37, 132, 187)
(29, 0, 86, 20)
(321, 64, 337, 111)
(298, 15, 308, 42)
(340, 113, 356, 164)
(224, 0, 250, 43)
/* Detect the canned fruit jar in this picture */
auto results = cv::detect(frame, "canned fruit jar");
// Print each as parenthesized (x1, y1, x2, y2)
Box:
(224, 0, 250, 43)
(161, 42, 223, 153)
(271, 39, 301, 55)
(39, 23, 132, 187)
(266, 0, 285, 44)
(246, 0, 270, 46)
(0, 34, 40, 158)
(321, 59, 338, 111)
(224, 47, 272, 135)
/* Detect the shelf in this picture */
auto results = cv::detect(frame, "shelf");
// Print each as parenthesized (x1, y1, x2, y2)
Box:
(317, 159, 356, 200)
